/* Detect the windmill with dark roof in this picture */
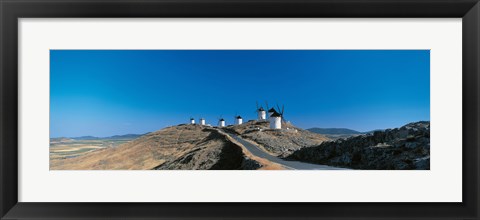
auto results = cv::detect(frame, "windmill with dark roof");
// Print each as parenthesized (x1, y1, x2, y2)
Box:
(190, 117, 195, 125)
(234, 115, 243, 125)
(199, 118, 206, 126)
(218, 117, 225, 127)
(256, 101, 266, 121)
(270, 105, 285, 129)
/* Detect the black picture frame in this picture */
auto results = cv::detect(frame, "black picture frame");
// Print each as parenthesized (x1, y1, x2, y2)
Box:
(1, 0, 479, 219)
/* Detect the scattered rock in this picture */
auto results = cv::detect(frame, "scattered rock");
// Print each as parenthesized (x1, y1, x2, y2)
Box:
(223, 120, 329, 157)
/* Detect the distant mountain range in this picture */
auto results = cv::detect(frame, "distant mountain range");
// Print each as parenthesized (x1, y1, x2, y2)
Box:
(306, 127, 384, 140)
(307, 128, 362, 135)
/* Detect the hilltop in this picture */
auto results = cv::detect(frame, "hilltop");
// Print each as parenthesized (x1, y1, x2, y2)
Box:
(50, 124, 283, 170)
(50, 120, 330, 170)
(288, 121, 430, 169)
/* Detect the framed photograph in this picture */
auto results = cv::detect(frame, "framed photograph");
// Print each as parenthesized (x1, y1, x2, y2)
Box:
(1, 0, 479, 219)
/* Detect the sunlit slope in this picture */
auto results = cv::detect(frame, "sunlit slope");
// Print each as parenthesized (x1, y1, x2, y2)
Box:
(50, 124, 260, 170)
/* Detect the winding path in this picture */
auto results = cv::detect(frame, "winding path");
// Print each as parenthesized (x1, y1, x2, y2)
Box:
(226, 133, 348, 170)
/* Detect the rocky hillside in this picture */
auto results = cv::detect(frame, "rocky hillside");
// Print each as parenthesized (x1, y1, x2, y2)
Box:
(223, 120, 330, 157)
(50, 124, 275, 170)
(288, 121, 430, 170)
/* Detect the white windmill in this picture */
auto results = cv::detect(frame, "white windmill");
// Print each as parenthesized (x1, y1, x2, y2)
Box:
(199, 118, 206, 126)
(256, 102, 266, 121)
(190, 117, 195, 124)
(218, 117, 226, 127)
(235, 115, 243, 125)
(270, 105, 285, 129)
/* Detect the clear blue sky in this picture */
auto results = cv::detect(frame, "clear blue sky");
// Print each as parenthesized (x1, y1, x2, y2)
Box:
(50, 50, 429, 137)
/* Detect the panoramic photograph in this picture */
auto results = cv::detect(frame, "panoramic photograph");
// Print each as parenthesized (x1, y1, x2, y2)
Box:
(50, 50, 430, 170)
